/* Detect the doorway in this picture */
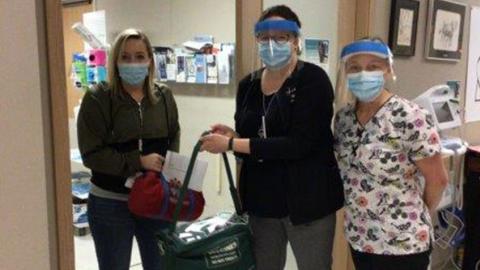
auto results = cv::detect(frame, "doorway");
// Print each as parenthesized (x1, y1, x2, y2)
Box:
(45, 0, 367, 269)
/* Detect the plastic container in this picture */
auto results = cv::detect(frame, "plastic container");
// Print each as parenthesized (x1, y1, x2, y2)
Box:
(72, 53, 87, 88)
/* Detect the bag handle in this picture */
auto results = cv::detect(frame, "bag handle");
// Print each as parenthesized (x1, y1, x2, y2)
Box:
(169, 131, 243, 233)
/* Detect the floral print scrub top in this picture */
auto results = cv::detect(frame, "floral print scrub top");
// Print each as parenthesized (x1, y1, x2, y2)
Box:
(334, 95, 441, 255)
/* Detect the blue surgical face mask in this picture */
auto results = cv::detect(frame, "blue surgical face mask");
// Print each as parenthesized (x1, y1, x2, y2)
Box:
(347, 71, 385, 102)
(118, 63, 149, 86)
(258, 41, 292, 70)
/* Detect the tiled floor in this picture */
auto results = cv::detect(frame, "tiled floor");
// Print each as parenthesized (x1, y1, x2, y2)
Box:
(74, 232, 298, 269)
(75, 233, 462, 270)
(74, 234, 142, 270)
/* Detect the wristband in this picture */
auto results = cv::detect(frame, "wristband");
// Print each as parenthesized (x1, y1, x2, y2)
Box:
(228, 137, 234, 151)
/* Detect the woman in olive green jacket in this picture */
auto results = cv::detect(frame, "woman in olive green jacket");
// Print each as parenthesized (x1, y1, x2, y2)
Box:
(77, 28, 180, 270)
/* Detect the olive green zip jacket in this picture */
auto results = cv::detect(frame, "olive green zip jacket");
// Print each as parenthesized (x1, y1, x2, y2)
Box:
(77, 82, 180, 193)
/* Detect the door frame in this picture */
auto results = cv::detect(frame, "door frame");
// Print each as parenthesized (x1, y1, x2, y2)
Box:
(44, 1, 374, 269)
(44, 0, 75, 269)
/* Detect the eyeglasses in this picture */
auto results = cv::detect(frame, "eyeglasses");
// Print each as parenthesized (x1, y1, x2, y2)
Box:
(255, 33, 293, 45)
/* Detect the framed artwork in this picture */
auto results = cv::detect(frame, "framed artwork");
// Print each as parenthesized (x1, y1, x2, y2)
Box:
(465, 7, 480, 122)
(62, 0, 92, 5)
(389, 0, 420, 56)
(304, 38, 330, 73)
(425, 0, 467, 61)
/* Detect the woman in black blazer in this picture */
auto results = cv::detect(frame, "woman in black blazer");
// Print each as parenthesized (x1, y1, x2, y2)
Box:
(201, 5, 343, 270)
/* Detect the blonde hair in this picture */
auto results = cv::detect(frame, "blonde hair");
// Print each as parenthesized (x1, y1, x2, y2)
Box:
(334, 37, 396, 112)
(108, 28, 158, 103)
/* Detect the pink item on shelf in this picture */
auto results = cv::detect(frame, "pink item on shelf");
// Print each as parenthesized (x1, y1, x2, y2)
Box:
(88, 49, 107, 66)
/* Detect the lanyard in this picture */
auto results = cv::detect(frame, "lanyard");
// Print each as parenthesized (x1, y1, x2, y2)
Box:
(262, 93, 276, 116)
(260, 93, 277, 139)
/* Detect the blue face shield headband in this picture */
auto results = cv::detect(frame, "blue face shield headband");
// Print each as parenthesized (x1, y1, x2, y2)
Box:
(341, 41, 394, 102)
(254, 20, 300, 70)
(254, 20, 300, 35)
(340, 40, 393, 63)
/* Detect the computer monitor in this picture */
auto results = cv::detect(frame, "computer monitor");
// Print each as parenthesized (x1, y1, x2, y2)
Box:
(413, 85, 462, 131)
(432, 100, 454, 124)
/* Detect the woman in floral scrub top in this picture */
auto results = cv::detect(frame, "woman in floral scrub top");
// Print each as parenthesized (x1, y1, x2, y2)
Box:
(334, 38, 449, 270)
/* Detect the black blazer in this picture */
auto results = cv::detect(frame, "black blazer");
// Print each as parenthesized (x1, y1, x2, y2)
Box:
(235, 61, 344, 225)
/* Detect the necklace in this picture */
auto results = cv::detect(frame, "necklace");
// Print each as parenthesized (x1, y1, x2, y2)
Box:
(262, 93, 277, 116)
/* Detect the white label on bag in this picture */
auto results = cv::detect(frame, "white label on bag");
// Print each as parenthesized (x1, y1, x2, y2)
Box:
(205, 238, 241, 268)
(124, 172, 142, 188)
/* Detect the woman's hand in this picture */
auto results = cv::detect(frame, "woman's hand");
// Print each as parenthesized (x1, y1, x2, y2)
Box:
(211, 124, 238, 138)
(140, 153, 165, 172)
(200, 133, 229, 153)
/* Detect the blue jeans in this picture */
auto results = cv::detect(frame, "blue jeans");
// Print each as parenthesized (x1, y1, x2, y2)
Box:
(87, 194, 170, 270)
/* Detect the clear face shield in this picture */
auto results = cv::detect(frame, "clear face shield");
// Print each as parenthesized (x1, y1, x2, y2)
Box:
(335, 40, 396, 108)
(340, 40, 395, 80)
(251, 19, 301, 76)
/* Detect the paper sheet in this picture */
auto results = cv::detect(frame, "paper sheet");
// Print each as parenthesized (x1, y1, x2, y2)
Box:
(162, 151, 207, 192)
(82, 10, 107, 50)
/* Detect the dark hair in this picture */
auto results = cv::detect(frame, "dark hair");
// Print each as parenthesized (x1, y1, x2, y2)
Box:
(258, 5, 302, 30)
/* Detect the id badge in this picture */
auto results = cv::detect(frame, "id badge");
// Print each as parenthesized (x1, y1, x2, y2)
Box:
(257, 116, 268, 163)
(260, 116, 267, 138)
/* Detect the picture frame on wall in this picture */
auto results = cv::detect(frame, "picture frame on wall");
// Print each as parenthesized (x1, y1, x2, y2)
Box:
(388, 0, 420, 56)
(62, 0, 92, 5)
(425, 0, 467, 61)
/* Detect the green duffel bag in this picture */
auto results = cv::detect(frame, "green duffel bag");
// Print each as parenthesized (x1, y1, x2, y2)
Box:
(157, 134, 256, 270)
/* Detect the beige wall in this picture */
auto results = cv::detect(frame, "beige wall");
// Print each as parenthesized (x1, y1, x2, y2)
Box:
(95, 0, 236, 45)
(174, 96, 237, 216)
(372, 0, 480, 145)
(62, 1, 236, 117)
(0, 0, 57, 270)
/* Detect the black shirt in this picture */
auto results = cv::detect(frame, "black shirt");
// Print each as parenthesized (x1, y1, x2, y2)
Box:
(236, 88, 289, 218)
(234, 61, 344, 225)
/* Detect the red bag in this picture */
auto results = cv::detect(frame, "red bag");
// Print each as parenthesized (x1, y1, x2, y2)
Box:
(128, 171, 205, 221)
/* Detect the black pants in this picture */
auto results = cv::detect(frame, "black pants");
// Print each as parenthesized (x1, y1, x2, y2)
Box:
(350, 247, 431, 270)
